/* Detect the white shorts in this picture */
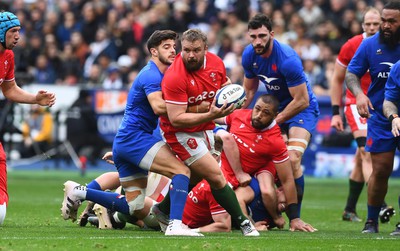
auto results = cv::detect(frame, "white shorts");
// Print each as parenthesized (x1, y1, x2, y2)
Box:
(344, 104, 367, 132)
(162, 130, 215, 166)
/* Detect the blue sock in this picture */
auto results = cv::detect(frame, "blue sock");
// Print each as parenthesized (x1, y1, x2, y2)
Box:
(295, 175, 305, 216)
(169, 174, 189, 221)
(87, 180, 101, 190)
(86, 188, 130, 215)
(367, 204, 381, 223)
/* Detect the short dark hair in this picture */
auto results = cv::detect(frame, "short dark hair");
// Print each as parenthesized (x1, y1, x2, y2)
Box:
(181, 29, 207, 44)
(146, 30, 178, 53)
(384, 1, 400, 11)
(257, 94, 280, 114)
(248, 13, 272, 31)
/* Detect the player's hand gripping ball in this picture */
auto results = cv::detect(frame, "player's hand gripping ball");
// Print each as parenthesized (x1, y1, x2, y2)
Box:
(215, 84, 246, 109)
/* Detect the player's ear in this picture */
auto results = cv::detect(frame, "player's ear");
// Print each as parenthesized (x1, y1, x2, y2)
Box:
(150, 48, 157, 57)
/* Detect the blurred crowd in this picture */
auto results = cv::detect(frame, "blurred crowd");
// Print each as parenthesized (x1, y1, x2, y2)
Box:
(0, 0, 387, 96)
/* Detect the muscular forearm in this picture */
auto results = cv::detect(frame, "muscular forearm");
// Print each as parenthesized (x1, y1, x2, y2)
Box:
(383, 100, 399, 119)
(262, 191, 280, 220)
(2, 83, 37, 104)
(276, 99, 308, 124)
(345, 71, 363, 97)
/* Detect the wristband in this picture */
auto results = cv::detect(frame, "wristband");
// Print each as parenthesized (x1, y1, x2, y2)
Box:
(286, 203, 299, 221)
(332, 105, 340, 116)
(389, 114, 399, 123)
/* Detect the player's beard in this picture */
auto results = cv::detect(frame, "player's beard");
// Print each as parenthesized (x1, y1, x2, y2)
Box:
(379, 26, 400, 49)
(251, 118, 267, 130)
(253, 36, 271, 55)
(184, 56, 204, 72)
(159, 53, 174, 65)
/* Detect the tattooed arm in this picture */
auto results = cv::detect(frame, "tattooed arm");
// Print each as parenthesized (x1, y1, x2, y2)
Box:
(345, 71, 373, 118)
(383, 100, 400, 137)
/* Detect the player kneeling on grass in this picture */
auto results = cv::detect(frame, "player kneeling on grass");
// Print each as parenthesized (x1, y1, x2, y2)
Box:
(214, 94, 316, 232)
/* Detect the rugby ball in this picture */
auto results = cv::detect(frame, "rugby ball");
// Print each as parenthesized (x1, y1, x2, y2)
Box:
(215, 84, 246, 109)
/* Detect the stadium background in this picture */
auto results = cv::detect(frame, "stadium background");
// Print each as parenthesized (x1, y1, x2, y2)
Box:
(1, 0, 399, 177)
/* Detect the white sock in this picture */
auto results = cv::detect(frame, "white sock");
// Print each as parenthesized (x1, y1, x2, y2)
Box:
(74, 186, 87, 200)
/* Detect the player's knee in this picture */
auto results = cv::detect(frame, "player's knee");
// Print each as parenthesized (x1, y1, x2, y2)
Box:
(125, 187, 146, 216)
(206, 172, 226, 189)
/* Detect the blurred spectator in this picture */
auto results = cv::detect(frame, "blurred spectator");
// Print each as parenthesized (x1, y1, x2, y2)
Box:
(298, 0, 324, 32)
(31, 54, 57, 84)
(117, 55, 133, 86)
(59, 43, 82, 84)
(168, 1, 191, 34)
(66, 90, 109, 164)
(223, 10, 248, 40)
(229, 65, 244, 86)
(112, 17, 137, 57)
(83, 27, 118, 79)
(85, 64, 104, 87)
(18, 105, 53, 158)
(80, 2, 101, 45)
(56, 11, 81, 47)
(70, 31, 89, 68)
(102, 63, 124, 89)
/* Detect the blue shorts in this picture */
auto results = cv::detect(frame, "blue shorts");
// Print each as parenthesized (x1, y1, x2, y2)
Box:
(113, 129, 162, 179)
(280, 106, 319, 134)
(365, 120, 400, 153)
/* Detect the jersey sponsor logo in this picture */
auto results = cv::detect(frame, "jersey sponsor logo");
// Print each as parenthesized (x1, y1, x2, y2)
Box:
(258, 74, 280, 91)
(377, 62, 394, 79)
(187, 138, 198, 149)
(188, 91, 216, 104)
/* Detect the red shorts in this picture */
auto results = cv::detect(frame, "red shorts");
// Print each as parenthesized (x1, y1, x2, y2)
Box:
(225, 161, 277, 190)
(344, 104, 367, 132)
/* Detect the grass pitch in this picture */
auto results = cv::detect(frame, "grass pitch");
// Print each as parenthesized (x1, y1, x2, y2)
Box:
(1, 170, 399, 251)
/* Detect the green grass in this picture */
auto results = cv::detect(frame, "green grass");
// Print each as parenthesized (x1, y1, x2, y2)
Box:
(1, 170, 400, 251)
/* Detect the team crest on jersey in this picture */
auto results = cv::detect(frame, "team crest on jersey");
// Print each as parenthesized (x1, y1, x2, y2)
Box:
(210, 72, 216, 82)
(272, 64, 277, 72)
(252, 62, 258, 69)
(239, 123, 245, 129)
(376, 49, 382, 55)
(187, 138, 198, 149)
(255, 135, 263, 143)
(359, 117, 367, 124)
(190, 79, 195, 86)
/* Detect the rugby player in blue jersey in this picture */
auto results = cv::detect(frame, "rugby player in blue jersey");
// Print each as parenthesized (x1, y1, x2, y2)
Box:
(241, 13, 320, 217)
(61, 30, 202, 236)
(383, 59, 400, 236)
(345, 1, 400, 234)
